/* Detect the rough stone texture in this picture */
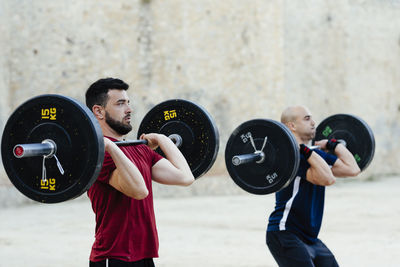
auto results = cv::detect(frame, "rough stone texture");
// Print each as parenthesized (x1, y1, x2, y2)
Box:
(0, 0, 399, 204)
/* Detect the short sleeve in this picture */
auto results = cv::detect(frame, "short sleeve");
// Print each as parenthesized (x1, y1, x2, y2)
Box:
(314, 149, 338, 166)
(149, 147, 164, 166)
(96, 151, 116, 184)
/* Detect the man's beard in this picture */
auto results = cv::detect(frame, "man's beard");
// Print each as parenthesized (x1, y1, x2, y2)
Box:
(105, 111, 132, 135)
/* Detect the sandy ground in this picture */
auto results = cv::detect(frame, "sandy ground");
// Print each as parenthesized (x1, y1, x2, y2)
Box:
(0, 176, 400, 267)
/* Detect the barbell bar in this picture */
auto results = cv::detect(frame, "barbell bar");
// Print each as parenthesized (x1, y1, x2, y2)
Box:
(13, 133, 184, 159)
(231, 139, 346, 167)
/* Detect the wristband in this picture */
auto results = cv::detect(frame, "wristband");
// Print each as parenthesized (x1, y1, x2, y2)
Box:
(299, 144, 313, 160)
(326, 138, 339, 152)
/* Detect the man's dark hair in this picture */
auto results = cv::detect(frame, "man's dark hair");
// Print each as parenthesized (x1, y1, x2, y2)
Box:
(85, 78, 129, 110)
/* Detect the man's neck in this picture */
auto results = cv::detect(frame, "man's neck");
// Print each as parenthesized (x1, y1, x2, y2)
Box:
(101, 123, 124, 141)
(295, 136, 312, 146)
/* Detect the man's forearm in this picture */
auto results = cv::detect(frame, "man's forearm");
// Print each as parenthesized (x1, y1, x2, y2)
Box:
(307, 152, 336, 186)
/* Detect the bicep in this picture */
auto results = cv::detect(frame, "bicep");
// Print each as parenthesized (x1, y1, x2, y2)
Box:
(331, 159, 353, 177)
(108, 169, 123, 192)
(151, 158, 184, 185)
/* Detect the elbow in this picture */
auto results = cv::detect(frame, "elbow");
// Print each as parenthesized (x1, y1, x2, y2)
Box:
(326, 177, 336, 186)
(134, 189, 149, 200)
(321, 176, 336, 186)
(185, 178, 195, 186)
(181, 176, 195, 187)
(129, 187, 149, 200)
(350, 167, 361, 177)
(180, 173, 195, 186)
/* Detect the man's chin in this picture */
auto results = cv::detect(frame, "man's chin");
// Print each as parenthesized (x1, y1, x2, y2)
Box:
(118, 128, 132, 135)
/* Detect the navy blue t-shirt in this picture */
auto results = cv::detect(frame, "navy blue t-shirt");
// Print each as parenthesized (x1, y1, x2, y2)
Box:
(267, 149, 337, 243)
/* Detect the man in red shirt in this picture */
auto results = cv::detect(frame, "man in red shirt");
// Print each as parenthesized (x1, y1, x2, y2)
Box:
(85, 78, 195, 267)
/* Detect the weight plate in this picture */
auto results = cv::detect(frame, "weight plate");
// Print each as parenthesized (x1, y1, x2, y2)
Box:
(315, 114, 375, 171)
(225, 119, 300, 195)
(1, 94, 104, 203)
(137, 99, 219, 178)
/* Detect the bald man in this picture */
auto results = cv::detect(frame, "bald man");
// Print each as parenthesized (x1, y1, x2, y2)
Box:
(266, 106, 360, 267)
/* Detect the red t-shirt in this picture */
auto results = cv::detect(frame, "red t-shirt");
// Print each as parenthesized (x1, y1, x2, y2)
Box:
(87, 137, 163, 262)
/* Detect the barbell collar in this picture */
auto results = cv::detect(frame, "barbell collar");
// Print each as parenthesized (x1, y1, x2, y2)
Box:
(232, 151, 265, 166)
(13, 139, 56, 158)
(338, 139, 347, 147)
(168, 134, 183, 148)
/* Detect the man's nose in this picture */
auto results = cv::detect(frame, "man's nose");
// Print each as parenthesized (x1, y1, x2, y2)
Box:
(125, 106, 132, 115)
(126, 105, 132, 114)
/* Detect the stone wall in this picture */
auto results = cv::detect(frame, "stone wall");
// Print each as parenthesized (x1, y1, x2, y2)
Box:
(0, 0, 399, 204)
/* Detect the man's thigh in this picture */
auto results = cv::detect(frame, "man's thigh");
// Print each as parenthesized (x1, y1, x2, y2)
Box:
(312, 239, 339, 267)
(266, 231, 315, 267)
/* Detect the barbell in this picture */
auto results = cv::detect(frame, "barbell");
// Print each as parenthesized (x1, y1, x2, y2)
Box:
(225, 114, 375, 195)
(1, 95, 220, 203)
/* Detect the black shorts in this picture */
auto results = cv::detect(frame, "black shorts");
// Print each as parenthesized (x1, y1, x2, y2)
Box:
(90, 258, 155, 267)
(266, 231, 339, 267)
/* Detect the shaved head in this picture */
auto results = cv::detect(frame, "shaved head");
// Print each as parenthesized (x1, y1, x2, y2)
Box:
(281, 105, 309, 125)
(281, 105, 316, 144)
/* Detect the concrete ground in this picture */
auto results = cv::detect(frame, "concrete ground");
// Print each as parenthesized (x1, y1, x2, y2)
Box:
(0, 176, 399, 267)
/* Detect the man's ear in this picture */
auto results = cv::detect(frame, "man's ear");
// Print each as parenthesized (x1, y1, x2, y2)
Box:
(286, 121, 296, 132)
(92, 105, 105, 120)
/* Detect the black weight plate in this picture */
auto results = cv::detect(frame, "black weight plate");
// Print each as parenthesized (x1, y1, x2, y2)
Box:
(1, 94, 104, 203)
(315, 114, 375, 171)
(137, 99, 219, 178)
(225, 119, 300, 195)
